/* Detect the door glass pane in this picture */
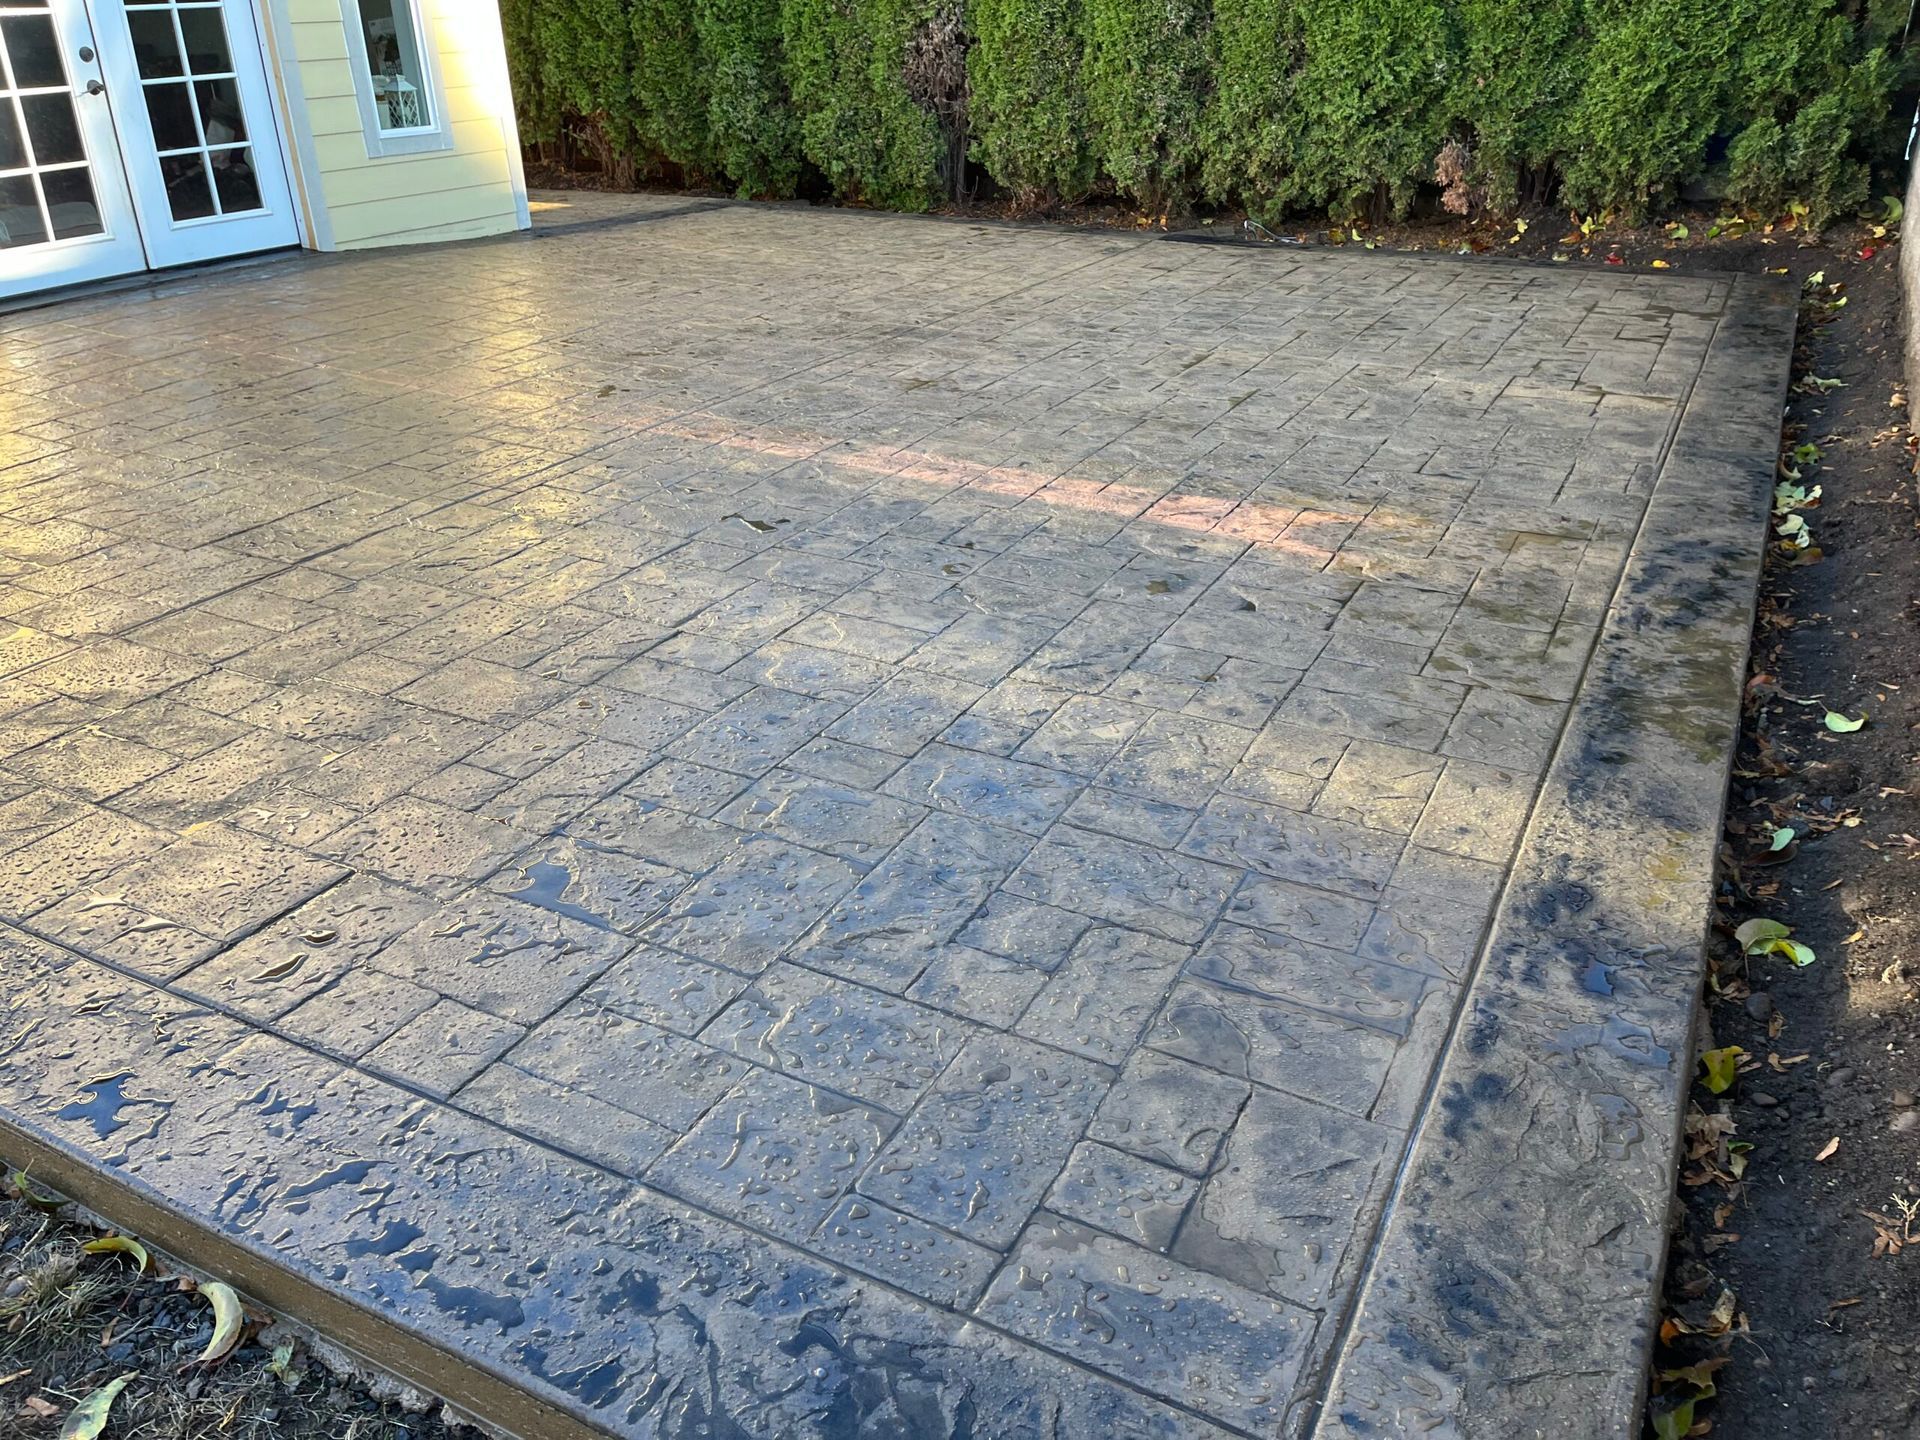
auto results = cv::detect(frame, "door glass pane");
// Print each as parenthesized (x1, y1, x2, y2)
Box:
(143, 80, 198, 150)
(0, 103, 24, 171)
(194, 77, 245, 144)
(40, 165, 102, 238)
(160, 152, 212, 219)
(208, 145, 257, 212)
(0, 174, 49, 248)
(1, 14, 65, 88)
(128, 9, 185, 78)
(176, 7, 232, 74)
(21, 93, 83, 165)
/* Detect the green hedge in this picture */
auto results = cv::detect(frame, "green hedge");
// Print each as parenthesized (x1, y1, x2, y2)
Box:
(506, 0, 1910, 225)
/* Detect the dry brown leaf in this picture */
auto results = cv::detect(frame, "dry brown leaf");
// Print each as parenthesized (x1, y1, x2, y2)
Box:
(1816, 1136, 1841, 1162)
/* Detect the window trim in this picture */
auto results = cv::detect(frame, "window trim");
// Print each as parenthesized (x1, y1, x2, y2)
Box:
(336, 0, 454, 157)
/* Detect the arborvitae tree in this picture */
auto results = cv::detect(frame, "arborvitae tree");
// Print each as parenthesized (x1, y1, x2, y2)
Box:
(1082, 0, 1210, 212)
(967, 0, 1094, 205)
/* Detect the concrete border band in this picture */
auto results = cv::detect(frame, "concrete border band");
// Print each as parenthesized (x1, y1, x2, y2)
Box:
(0, 260, 1795, 1440)
(1314, 271, 1797, 1437)
(0, 1118, 605, 1440)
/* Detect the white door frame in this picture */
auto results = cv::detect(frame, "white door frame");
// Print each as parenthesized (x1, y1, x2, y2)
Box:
(0, 0, 147, 298)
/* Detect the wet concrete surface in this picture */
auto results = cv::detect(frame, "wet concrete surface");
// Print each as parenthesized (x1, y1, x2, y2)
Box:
(0, 194, 1790, 1436)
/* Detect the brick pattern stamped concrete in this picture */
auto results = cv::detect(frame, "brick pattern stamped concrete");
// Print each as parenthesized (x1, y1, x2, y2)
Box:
(0, 195, 1791, 1438)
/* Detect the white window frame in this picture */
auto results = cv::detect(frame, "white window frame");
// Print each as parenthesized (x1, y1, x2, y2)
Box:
(336, 0, 453, 157)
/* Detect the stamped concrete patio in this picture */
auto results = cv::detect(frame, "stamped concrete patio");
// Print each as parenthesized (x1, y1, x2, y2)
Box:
(0, 195, 1792, 1437)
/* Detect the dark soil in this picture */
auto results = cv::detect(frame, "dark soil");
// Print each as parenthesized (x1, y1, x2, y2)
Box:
(1, 1175, 470, 1440)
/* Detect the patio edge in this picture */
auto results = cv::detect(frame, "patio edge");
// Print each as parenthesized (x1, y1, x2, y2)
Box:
(1311, 272, 1796, 1437)
(0, 1119, 605, 1440)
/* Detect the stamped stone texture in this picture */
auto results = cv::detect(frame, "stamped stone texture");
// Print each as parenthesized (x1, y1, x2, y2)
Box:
(976, 1217, 1315, 1435)
(0, 194, 1778, 1438)
(860, 1031, 1112, 1247)
(1045, 1140, 1201, 1252)
(170, 874, 438, 1021)
(796, 812, 1030, 989)
(1088, 1046, 1251, 1176)
(648, 1065, 894, 1241)
(809, 1193, 1001, 1307)
(641, 834, 861, 973)
(1015, 924, 1190, 1063)
(1187, 923, 1437, 1037)
(491, 997, 748, 1131)
(1173, 1087, 1399, 1308)
(702, 962, 971, 1112)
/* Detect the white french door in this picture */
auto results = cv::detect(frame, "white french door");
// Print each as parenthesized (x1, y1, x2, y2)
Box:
(0, 0, 146, 296)
(92, 0, 296, 266)
(1, 0, 296, 299)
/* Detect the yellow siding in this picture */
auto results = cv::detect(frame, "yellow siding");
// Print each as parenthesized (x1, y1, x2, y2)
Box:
(273, 0, 525, 249)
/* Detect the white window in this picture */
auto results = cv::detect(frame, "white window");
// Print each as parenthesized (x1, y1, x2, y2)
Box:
(339, 0, 450, 155)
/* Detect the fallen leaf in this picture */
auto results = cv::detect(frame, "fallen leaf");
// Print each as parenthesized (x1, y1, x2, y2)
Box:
(1816, 1136, 1840, 1162)
(1700, 1046, 1744, 1094)
(1824, 710, 1866, 732)
(1650, 1397, 1695, 1440)
(80, 1235, 150, 1273)
(195, 1282, 246, 1365)
(59, 1374, 134, 1440)
(1735, 918, 1791, 949)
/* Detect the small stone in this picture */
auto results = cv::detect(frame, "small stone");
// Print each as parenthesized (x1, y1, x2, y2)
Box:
(1749, 1090, 1778, 1107)
(1892, 1089, 1916, 1109)
(1828, 1066, 1858, 1088)
(1744, 991, 1774, 1022)
(1891, 1111, 1920, 1135)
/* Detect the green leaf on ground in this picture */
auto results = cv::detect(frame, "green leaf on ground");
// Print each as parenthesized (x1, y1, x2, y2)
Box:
(1700, 1046, 1744, 1093)
(1824, 710, 1866, 732)
(1769, 825, 1796, 851)
(80, 1235, 150, 1272)
(1735, 918, 1791, 950)
(1650, 1398, 1696, 1440)
(60, 1374, 135, 1440)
